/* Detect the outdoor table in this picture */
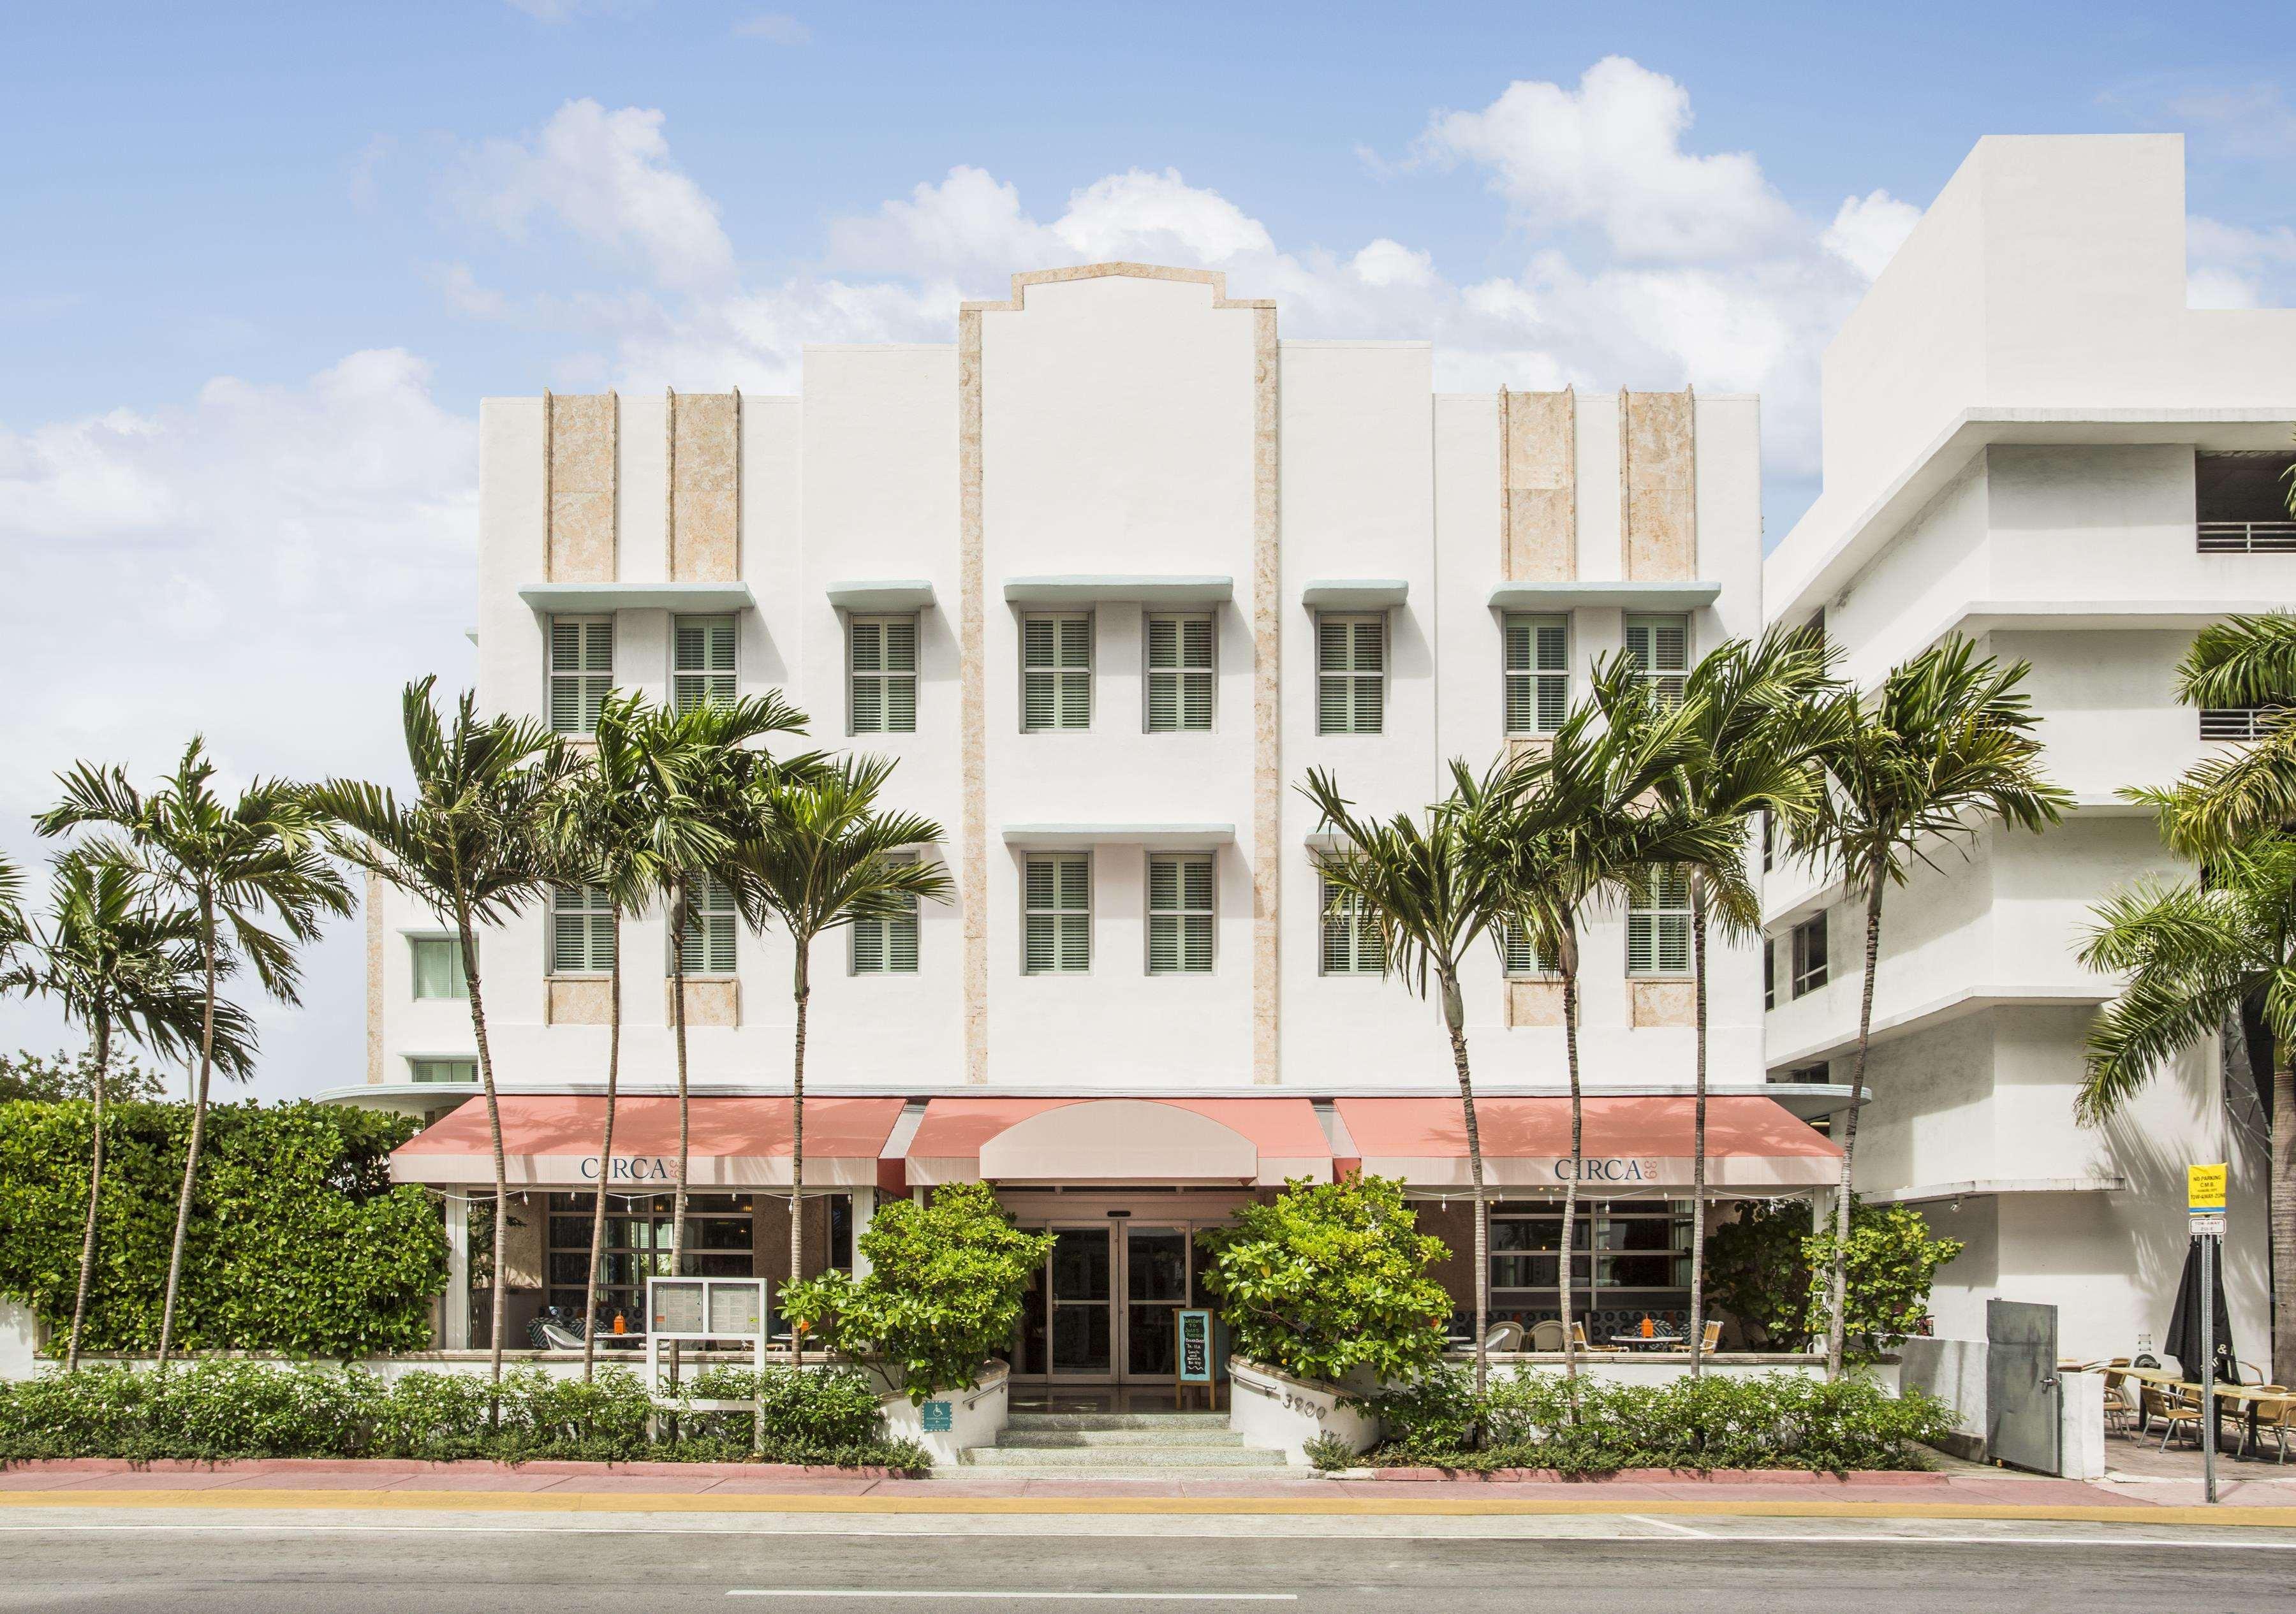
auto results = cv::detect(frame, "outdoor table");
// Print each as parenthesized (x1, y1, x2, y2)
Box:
(2207, 1383, 2295, 1458)
(1609, 1334, 1684, 1352)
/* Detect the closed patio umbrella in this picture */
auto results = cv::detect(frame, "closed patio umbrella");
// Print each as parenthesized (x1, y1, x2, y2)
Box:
(2162, 1239, 2237, 1384)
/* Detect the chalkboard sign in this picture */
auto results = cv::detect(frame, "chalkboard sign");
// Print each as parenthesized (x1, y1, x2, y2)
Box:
(1177, 1309, 1214, 1383)
(921, 1400, 953, 1434)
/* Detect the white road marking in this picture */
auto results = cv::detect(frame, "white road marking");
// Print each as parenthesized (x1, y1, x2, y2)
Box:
(725, 1594, 1298, 1603)
(1626, 1514, 1713, 1538)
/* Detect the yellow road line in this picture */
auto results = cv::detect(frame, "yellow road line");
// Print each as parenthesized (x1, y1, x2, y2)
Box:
(0, 1488, 2291, 1529)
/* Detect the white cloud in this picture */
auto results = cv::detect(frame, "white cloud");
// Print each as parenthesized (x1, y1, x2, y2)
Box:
(2188, 214, 2296, 309)
(732, 11, 809, 43)
(455, 99, 735, 293)
(1822, 190, 1923, 280)
(1414, 56, 1799, 261)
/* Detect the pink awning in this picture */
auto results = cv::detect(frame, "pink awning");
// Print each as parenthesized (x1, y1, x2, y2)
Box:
(1334, 1096, 1842, 1191)
(904, 1097, 1333, 1187)
(389, 1095, 907, 1189)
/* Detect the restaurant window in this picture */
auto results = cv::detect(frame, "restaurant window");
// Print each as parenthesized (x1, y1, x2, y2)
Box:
(1626, 865, 1692, 976)
(409, 935, 469, 1000)
(1790, 911, 1829, 998)
(408, 1058, 476, 1084)
(542, 1191, 757, 1332)
(1503, 613, 1568, 737)
(1487, 1201, 1693, 1325)
(549, 885, 614, 976)
(1318, 874, 1386, 975)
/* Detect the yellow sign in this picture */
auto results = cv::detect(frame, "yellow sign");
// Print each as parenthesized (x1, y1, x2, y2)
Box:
(2188, 1163, 2228, 1213)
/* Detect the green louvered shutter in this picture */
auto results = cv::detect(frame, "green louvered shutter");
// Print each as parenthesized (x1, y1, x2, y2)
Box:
(850, 616, 917, 734)
(1504, 614, 1568, 735)
(852, 853, 920, 974)
(1317, 615, 1384, 734)
(1627, 865, 1691, 976)
(1023, 855, 1091, 972)
(673, 617, 736, 714)
(680, 876, 737, 975)
(550, 617, 614, 734)
(1146, 615, 1214, 733)
(1022, 615, 1091, 731)
(1624, 614, 1689, 710)
(1147, 854, 1214, 974)
(550, 885, 613, 974)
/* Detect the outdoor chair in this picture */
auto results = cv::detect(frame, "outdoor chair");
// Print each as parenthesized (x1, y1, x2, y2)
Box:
(2100, 1370, 2137, 1434)
(1700, 1319, 1723, 1353)
(2142, 1383, 2204, 1451)
(1529, 1320, 1566, 1352)
(1483, 1321, 1524, 1353)
(2249, 1389, 2292, 1464)
(1570, 1321, 1591, 1351)
(539, 1321, 587, 1351)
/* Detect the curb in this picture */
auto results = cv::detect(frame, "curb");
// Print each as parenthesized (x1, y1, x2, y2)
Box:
(1, 1457, 922, 1480)
(1336, 1466, 1952, 1486)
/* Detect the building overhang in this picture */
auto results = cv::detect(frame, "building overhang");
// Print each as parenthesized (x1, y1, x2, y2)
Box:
(1865, 1177, 2129, 1207)
(1486, 580, 1721, 613)
(1001, 823, 1234, 850)
(1001, 576, 1232, 607)
(1765, 984, 2114, 1071)
(826, 580, 938, 612)
(1300, 580, 1408, 610)
(517, 582, 757, 615)
(1767, 406, 2296, 626)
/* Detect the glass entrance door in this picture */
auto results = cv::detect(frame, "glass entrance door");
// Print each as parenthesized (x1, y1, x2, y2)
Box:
(1122, 1226, 1189, 1380)
(1045, 1227, 1113, 1378)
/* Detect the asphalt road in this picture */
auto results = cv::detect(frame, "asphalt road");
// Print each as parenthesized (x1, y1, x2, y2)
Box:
(1, 1522, 2290, 1613)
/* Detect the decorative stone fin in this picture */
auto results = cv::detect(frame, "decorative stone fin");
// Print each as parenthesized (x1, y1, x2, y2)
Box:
(1620, 388, 1696, 582)
(1499, 386, 1577, 583)
(666, 389, 742, 582)
(546, 392, 619, 583)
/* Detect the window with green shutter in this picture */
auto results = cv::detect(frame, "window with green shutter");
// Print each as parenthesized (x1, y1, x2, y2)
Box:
(672, 616, 736, 714)
(1626, 865, 1693, 976)
(548, 616, 614, 735)
(679, 875, 737, 976)
(1501, 920, 1559, 977)
(408, 1058, 477, 1085)
(548, 885, 615, 976)
(850, 616, 918, 734)
(1022, 613, 1092, 731)
(1316, 614, 1385, 734)
(409, 935, 470, 999)
(1503, 613, 1568, 736)
(1145, 615, 1214, 732)
(1318, 874, 1386, 975)
(852, 853, 921, 974)
(1623, 614, 1690, 709)
(1147, 854, 1214, 974)
(1022, 855, 1091, 973)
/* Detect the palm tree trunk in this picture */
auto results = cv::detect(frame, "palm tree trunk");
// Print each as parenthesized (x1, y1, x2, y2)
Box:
(1826, 869, 1886, 1379)
(1439, 965, 1488, 1397)
(155, 891, 217, 1368)
(667, 882, 691, 1391)
(581, 903, 623, 1383)
(1688, 886, 1710, 1379)
(2271, 1055, 2295, 1388)
(459, 910, 510, 1397)
(788, 944, 812, 1384)
(1560, 955, 1583, 1383)
(66, 1011, 110, 1374)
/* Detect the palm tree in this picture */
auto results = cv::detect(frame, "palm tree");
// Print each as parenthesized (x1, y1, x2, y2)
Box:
(620, 693, 814, 1295)
(1621, 628, 1843, 1375)
(38, 740, 351, 1368)
(1491, 670, 1744, 1379)
(2079, 829, 2296, 1386)
(311, 679, 580, 1386)
(6, 855, 254, 1370)
(1297, 760, 1515, 1393)
(1809, 637, 2069, 1377)
(545, 690, 673, 1382)
(726, 755, 948, 1361)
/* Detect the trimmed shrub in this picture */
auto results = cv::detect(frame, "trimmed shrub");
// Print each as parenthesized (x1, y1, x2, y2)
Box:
(0, 1099, 446, 1357)
(0, 1361, 929, 1470)
(1195, 1173, 1451, 1386)
(1362, 1367, 1956, 1475)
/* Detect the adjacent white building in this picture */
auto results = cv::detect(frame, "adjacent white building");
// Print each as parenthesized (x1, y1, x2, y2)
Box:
(1762, 135, 2295, 1364)
(360, 263, 1837, 1369)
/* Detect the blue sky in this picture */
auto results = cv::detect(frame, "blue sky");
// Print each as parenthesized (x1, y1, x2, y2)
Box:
(3, 1, 2292, 1097)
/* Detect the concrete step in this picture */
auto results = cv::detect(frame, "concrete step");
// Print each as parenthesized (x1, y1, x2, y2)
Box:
(1005, 1412, 1233, 1433)
(961, 1444, 1287, 1469)
(997, 1426, 1250, 1449)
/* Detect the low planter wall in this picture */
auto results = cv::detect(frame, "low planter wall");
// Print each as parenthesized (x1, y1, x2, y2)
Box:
(870, 1363, 1008, 1467)
(1228, 1358, 1380, 1467)
(1471, 1352, 1897, 1392)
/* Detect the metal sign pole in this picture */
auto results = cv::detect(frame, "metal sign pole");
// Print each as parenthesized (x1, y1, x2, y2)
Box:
(2200, 1230, 2217, 1506)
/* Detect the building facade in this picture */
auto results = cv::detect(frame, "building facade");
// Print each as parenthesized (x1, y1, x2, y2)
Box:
(1762, 135, 2295, 1363)
(363, 263, 1842, 1372)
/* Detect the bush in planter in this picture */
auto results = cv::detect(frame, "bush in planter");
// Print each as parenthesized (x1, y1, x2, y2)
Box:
(1708, 1197, 1963, 1360)
(781, 1182, 1056, 1403)
(681, 1364, 886, 1449)
(1195, 1173, 1450, 1386)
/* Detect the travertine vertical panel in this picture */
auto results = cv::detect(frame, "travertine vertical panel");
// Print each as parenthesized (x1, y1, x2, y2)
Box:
(668, 390, 741, 581)
(364, 872, 384, 1085)
(1501, 387, 1577, 582)
(1620, 389, 1697, 580)
(547, 392, 619, 582)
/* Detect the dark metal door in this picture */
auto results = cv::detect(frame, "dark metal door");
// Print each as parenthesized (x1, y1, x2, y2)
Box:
(1987, 1298, 2060, 1474)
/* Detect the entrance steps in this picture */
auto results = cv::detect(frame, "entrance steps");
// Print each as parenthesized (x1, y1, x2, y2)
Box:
(962, 1411, 1286, 1471)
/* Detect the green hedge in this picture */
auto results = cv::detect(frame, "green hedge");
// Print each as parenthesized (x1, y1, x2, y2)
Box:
(0, 1099, 447, 1356)
(1353, 1368, 1955, 1475)
(0, 1361, 929, 1469)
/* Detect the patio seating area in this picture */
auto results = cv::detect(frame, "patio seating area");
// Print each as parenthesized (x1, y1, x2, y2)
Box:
(2087, 1360, 2292, 1467)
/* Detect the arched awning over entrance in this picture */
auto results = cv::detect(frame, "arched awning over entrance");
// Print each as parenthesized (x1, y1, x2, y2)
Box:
(903, 1097, 1332, 1187)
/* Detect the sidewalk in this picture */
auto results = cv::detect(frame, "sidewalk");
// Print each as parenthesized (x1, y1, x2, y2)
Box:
(3, 1458, 2293, 1523)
